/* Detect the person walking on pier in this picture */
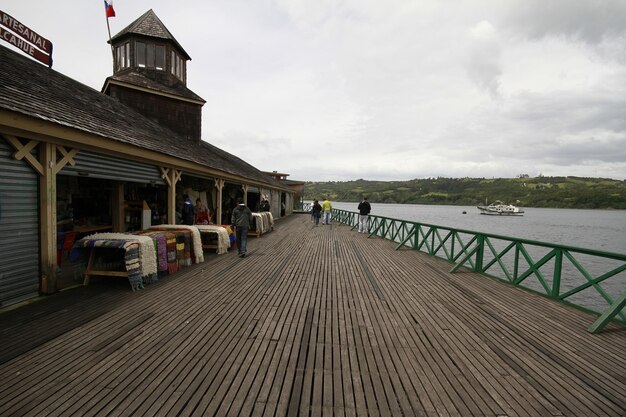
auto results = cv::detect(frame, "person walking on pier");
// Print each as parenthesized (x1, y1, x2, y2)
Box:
(321, 197, 333, 225)
(231, 198, 253, 258)
(357, 196, 371, 233)
(311, 199, 322, 226)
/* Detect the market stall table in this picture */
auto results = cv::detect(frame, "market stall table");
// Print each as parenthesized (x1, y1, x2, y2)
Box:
(72, 233, 157, 290)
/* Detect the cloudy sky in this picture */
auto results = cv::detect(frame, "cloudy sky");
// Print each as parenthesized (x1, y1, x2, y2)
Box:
(3, 0, 626, 181)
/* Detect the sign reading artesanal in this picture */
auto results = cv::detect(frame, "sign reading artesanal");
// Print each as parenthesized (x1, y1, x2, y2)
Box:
(0, 10, 52, 67)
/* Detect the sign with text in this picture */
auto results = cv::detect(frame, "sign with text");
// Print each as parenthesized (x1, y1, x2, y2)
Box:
(0, 10, 52, 67)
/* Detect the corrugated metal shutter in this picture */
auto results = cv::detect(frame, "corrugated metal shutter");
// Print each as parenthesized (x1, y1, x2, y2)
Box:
(60, 151, 165, 184)
(0, 137, 39, 306)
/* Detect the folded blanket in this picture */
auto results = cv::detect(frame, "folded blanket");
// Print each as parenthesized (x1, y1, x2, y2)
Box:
(252, 212, 274, 235)
(260, 212, 273, 232)
(164, 233, 178, 273)
(149, 225, 204, 263)
(178, 232, 192, 267)
(134, 231, 168, 274)
(195, 225, 230, 255)
(251, 213, 265, 234)
(264, 212, 274, 229)
(73, 233, 157, 290)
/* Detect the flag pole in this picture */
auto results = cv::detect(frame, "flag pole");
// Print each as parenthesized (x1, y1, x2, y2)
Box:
(106, 16, 114, 64)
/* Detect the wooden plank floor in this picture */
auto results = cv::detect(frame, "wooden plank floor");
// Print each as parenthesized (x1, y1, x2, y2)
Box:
(0, 215, 624, 417)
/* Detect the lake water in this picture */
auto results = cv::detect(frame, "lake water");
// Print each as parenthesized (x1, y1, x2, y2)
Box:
(309, 201, 626, 314)
(329, 202, 626, 254)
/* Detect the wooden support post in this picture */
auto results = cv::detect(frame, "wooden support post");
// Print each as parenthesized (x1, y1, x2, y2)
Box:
(161, 167, 181, 224)
(242, 184, 248, 206)
(39, 142, 57, 293)
(215, 178, 224, 225)
(111, 182, 124, 232)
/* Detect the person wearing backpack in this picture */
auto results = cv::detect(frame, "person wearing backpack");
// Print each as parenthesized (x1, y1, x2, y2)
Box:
(231, 198, 253, 258)
(181, 194, 195, 225)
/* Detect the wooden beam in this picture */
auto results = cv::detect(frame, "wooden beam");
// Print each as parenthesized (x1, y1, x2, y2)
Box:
(160, 167, 172, 187)
(164, 167, 181, 224)
(242, 184, 249, 206)
(5, 135, 44, 175)
(0, 112, 287, 191)
(51, 146, 78, 175)
(215, 178, 224, 226)
(39, 142, 57, 293)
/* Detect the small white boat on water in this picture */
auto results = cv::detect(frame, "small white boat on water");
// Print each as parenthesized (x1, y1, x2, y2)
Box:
(477, 200, 524, 216)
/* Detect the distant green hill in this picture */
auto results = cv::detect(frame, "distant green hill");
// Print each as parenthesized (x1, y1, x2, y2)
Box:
(304, 177, 626, 209)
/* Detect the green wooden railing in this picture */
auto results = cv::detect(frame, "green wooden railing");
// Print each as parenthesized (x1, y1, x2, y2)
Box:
(331, 209, 626, 333)
(295, 202, 312, 212)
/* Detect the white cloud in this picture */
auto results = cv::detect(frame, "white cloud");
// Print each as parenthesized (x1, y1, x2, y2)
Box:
(2, 0, 625, 181)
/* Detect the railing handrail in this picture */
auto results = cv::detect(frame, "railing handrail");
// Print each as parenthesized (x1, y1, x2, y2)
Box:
(346, 212, 626, 260)
(330, 208, 626, 333)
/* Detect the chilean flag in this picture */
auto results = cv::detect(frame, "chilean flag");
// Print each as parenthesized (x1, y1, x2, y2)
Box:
(104, 1, 116, 18)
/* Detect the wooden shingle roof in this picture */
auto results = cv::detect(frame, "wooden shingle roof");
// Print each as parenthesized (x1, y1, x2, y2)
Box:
(102, 72, 206, 104)
(0, 45, 283, 188)
(110, 9, 191, 60)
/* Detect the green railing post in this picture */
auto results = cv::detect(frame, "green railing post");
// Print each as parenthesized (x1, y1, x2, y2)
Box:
(552, 249, 562, 298)
(475, 234, 485, 273)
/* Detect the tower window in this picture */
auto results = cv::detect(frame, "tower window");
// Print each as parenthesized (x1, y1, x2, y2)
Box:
(136, 42, 146, 68)
(115, 42, 130, 71)
(146, 44, 155, 68)
(170, 50, 185, 81)
(155, 45, 165, 70)
(136, 41, 165, 70)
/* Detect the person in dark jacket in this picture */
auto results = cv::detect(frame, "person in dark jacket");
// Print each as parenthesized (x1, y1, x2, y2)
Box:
(311, 199, 322, 226)
(181, 194, 195, 225)
(357, 196, 371, 233)
(231, 198, 253, 257)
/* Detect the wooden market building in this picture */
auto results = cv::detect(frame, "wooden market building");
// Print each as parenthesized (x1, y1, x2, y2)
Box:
(0, 10, 294, 306)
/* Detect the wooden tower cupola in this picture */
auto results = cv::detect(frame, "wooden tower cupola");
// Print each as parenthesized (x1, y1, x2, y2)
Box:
(102, 9, 206, 143)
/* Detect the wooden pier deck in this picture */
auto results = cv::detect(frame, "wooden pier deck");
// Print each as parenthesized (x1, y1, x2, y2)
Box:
(0, 215, 624, 417)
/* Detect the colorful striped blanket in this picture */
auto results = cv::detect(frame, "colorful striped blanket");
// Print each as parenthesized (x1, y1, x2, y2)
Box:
(134, 231, 170, 275)
(149, 225, 204, 264)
